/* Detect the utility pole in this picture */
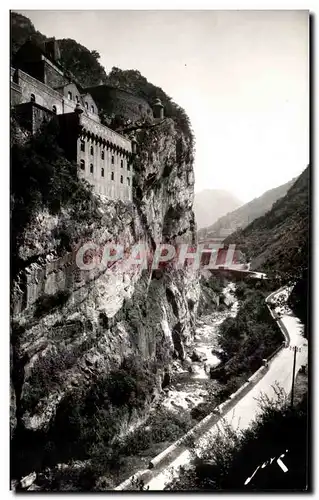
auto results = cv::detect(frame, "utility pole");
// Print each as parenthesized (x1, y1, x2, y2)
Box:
(290, 345, 297, 409)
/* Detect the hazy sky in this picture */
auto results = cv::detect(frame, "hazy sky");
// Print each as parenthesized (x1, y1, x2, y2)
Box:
(17, 10, 309, 203)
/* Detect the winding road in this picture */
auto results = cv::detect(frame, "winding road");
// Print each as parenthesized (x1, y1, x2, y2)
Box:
(115, 286, 308, 491)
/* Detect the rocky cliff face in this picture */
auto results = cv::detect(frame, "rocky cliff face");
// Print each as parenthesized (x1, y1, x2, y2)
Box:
(11, 115, 199, 441)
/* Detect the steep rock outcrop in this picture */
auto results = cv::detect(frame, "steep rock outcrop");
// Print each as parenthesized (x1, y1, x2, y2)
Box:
(11, 115, 199, 437)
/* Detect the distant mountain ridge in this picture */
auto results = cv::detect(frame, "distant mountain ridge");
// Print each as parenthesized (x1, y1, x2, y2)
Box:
(194, 189, 242, 230)
(198, 178, 295, 239)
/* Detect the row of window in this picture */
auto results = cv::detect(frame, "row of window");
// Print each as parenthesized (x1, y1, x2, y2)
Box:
(67, 91, 94, 113)
(80, 141, 130, 169)
(29, 93, 96, 118)
(79, 160, 131, 185)
(30, 92, 94, 114)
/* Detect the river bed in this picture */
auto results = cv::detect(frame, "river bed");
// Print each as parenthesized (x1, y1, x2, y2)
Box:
(153, 282, 239, 417)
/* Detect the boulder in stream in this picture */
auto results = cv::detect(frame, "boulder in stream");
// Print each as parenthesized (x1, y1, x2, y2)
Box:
(190, 349, 204, 362)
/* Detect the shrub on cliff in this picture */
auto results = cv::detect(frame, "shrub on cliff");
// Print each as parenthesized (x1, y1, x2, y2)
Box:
(10, 12, 46, 59)
(58, 38, 107, 87)
(50, 357, 157, 463)
(34, 291, 70, 318)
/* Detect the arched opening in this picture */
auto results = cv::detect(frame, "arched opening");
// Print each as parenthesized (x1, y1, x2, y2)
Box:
(68, 91, 72, 100)
(80, 140, 85, 152)
(52, 105, 57, 114)
(30, 93, 35, 102)
(91, 105, 94, 113)
(101, 150, 105, 160)
(111, 172, 114, 181)
(120, 175, 123, 184)
(80, 160, 85, 171)
(90, 145, 94, 156)
(90, 164, 94, 174)
(120, 160, 123, 168)
(101, 168, 104, 177)
(111, 155, 115, 164)
(127, 177, 130, 186)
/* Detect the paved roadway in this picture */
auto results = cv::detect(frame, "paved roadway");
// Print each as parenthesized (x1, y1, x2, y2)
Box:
(144, 287, 308, 490)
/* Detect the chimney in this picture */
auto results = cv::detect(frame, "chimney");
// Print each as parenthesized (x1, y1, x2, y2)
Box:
(153, 97, 164, 120)
(44, 39, 61, 62)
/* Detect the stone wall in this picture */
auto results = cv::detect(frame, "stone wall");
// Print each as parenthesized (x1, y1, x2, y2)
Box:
(11, 81, 23, 106)
(14, 102, 56, 134)
(43, 57, 69, 88)
(86, 85, 153, 123)
(58, 84, 100, 124)
(14, 69, 74, 115)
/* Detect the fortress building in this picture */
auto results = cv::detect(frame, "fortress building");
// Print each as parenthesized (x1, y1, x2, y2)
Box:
(11, 40, 139, 201)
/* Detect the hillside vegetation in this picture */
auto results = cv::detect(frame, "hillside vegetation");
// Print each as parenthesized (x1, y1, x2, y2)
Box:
(225, 167, 309, 331)
(225, 166, 309, 281)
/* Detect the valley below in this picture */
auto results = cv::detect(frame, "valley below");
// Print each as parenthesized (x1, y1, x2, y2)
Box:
(158, 283, 238, 416)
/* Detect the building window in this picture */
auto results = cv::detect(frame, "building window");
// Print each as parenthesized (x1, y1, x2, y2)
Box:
(80, 140, 85, 152)
(90, 164, 94, 174)
(76, 95, 80, 103)
(111, 172, 114, 181)
(101, 150, 105, 160)
(52, 105, 57, 114)
(85, 101, 88, 109)
(101, 168, 104, 177)
(121, 160, 123, 168)
(91, 105, 94, 113)
(120, 175, 123, 184)
(127, 177, 130, 186)
(68, 91, 72, 100)
(80, 160, 85, 171)
(111, 155, 115, 164)
(90, 145, 94, 156)
(30, 93, 35, 102)
(127, 162, 131, 171)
